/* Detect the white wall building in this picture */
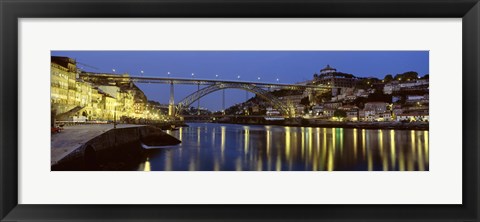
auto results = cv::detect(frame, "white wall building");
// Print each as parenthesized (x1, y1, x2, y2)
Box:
(396, 113, 429, 122)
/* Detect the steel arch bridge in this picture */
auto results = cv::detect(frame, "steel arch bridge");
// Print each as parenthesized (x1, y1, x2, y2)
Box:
(177, 83, 291, 116)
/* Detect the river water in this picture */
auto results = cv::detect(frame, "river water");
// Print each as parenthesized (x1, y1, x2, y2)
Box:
(136, 123, 429, 171)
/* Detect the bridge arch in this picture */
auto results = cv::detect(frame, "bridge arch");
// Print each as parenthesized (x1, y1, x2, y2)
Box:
(176, 83, 291, 116)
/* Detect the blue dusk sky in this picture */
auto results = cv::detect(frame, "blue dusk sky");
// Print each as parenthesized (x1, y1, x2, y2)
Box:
(51, 51, 429, 111)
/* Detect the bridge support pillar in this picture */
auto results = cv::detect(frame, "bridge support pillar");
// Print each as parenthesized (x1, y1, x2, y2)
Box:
(222, 89, 225, 115)
(168, 81, 175, 117)
(197, 83, 201, 115)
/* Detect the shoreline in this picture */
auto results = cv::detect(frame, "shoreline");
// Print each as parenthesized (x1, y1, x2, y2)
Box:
(212, 119, 429, 130)
(51, 124, 181, 171)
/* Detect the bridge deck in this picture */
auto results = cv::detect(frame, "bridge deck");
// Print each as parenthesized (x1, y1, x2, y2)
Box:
(80, 72, 330, 89)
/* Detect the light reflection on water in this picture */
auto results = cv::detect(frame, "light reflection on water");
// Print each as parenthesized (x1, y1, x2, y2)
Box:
(138, 123, 429, 171)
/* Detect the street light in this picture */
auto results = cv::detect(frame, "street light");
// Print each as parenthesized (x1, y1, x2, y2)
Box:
(237, 75, 241, 79)
(112, 68, 116, 73)
(192, 73, 195, 78)
(276, 78, 279, 83)
(257, 77, 261, 81)
(215, 74, 219, 78)
(113, 102, 118, 129)
(167, 71, 171, 76)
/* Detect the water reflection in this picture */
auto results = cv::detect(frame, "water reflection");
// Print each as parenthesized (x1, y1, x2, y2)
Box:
(140, 123, 429, 171)
(143, 157, 151, 171)
(390, 130, 396, 169)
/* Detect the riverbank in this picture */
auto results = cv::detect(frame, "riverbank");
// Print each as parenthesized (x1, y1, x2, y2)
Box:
(154, 122, 189, 130)
(122, 119, 187, 130)
(51, 124, 181, 171)
(215, 117, 428, 130)
(293, 120, 428, 130)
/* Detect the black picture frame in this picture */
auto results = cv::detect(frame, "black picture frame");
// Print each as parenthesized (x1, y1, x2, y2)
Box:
(1, 0, 479, 221)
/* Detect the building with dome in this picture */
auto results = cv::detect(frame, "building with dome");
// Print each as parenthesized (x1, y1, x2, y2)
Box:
(319, 64, 337, 74)
(313, 65, 360, 88)
(312, 65, 361, 96)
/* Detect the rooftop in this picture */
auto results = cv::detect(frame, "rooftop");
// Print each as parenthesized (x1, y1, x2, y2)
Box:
(321, 64, 337, 72)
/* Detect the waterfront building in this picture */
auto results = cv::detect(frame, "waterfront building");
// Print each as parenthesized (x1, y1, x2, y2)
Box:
(313, 65, 360, 88)
(323, 108, 335, 118)
(132, 90, 147, 117)
(392, 96, 402, 103)
(312, 105, 323, 116)
(345, 95, 357, 101)
(365, 115, 376, 122)
(404, 106, 429, 114)
(118, 90, 135, 118)
(52, 57, 106, 121)
(363, 109, 377, 121)
(359, 110, 366, 121)
(355, 89, 369, 98)
(377, 112, 392, 121)
(89, 87, 103, 120)
(323, 102, 342, 109)
(332, 94, 346, 101)
(251, 105, 260, 114)
(98, 90, 116, 120)
(364, 102, 388, 113)
(74, 80, 95, 119)
(75, 80, 92, 108)
(278, 94, 304, 105)
(406, 95, 424, 101)
(392, 105, 403, 118)
(383, 83, 397, 94)
(396, 113, 429, 122)
(346, 110, 359, 121)
(98, 85, 120, 99)
(266, 107, 281, 116)
(399, 79, 429, 88)
(383, 79, 429, 94)
(79, 71, 149, 119)
(51, 56, 158, 122)
(312, 65, 360, 96)
(97, 85, 137, 119)
(339, 104, 358, 111)
(295, 105, 305, 116)
(51, 56, 78, 115)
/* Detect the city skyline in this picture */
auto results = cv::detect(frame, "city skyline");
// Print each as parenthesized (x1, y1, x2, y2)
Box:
(51, 51, 429, 111)
(50, 51, 429, 171)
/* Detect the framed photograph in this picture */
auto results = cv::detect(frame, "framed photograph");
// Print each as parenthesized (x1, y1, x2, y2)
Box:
(1, 0, 479, 221)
